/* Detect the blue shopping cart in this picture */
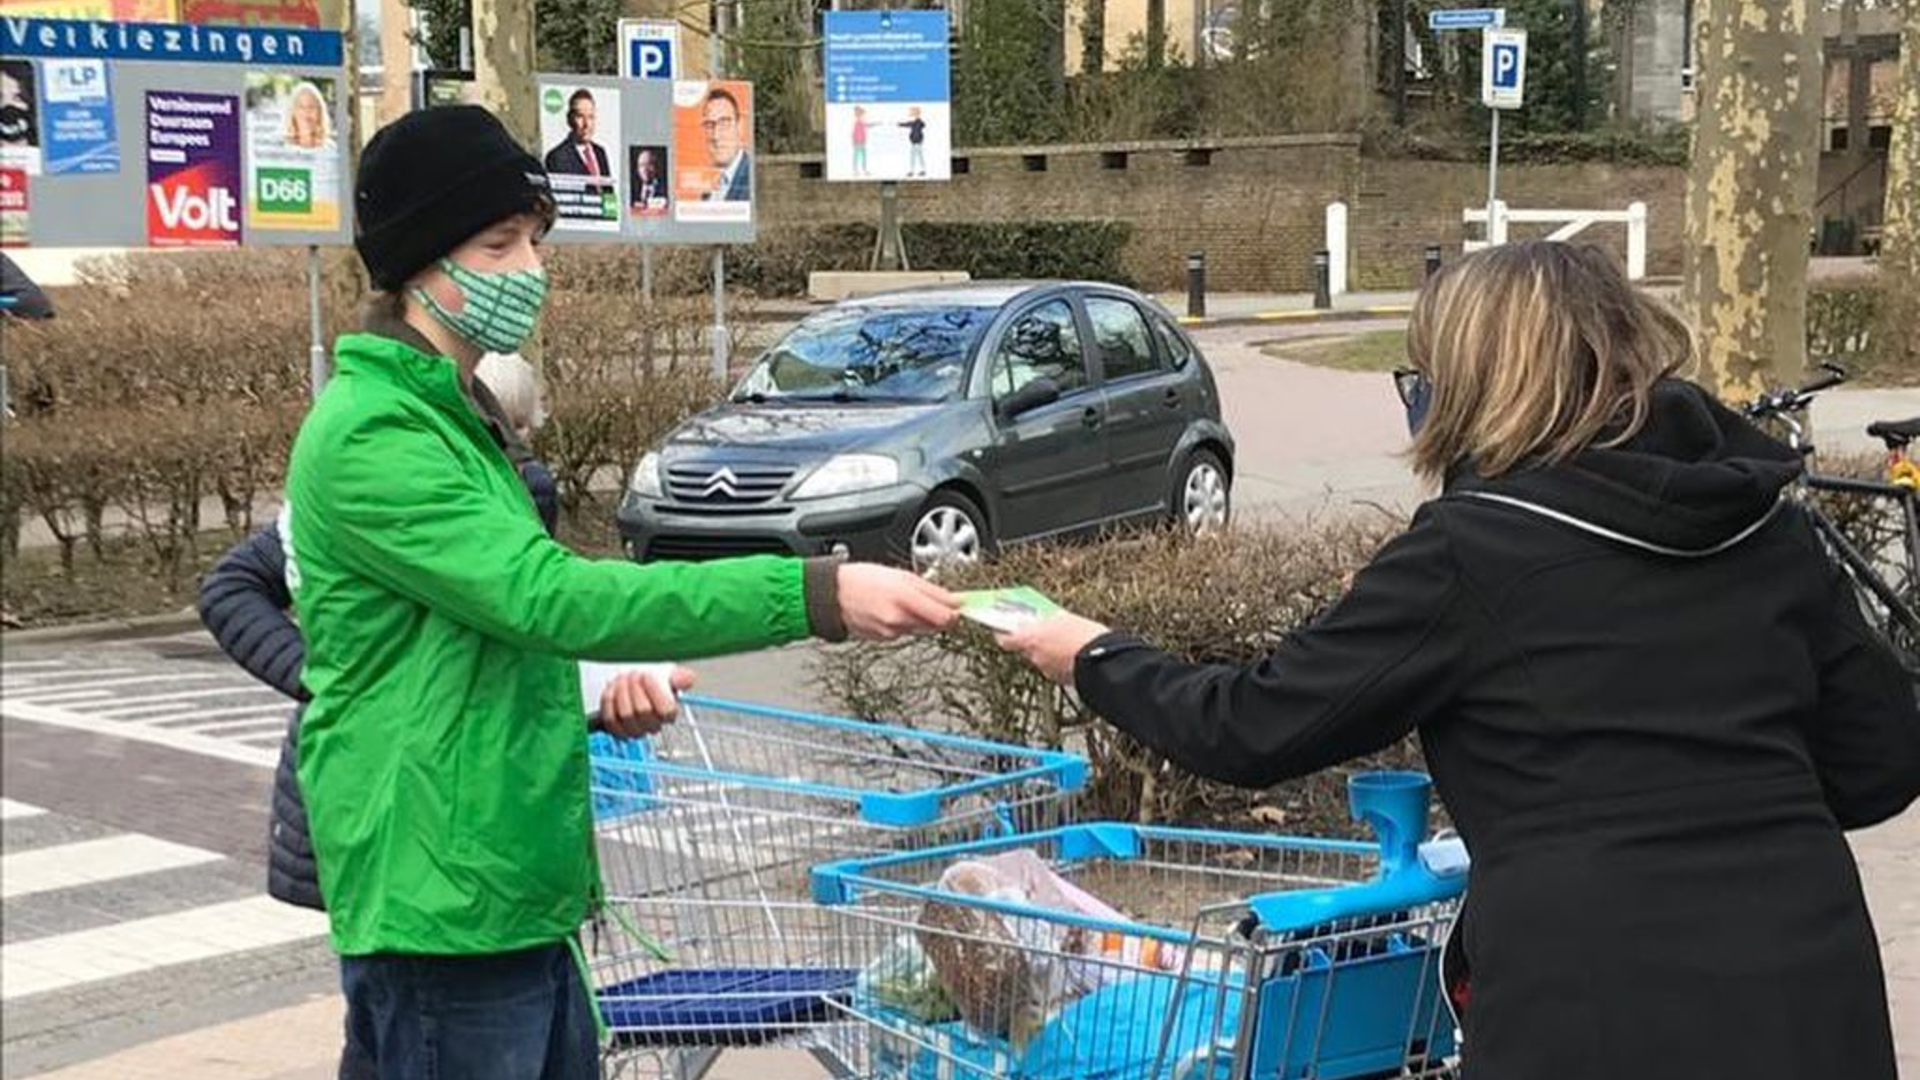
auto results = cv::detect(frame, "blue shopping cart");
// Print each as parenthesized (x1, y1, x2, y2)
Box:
(584, 694, 1089, 1080)
(810, 771, 1469, 1080)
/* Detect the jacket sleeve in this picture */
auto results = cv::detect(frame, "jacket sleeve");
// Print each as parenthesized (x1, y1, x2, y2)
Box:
(198, 524, 308, 701)
(302, 410, 823, 661)
(1072, 507, 1470, 789)
(1806, 560, 1920, 830)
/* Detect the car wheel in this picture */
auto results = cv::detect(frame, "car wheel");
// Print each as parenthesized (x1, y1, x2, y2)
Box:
(905, 492, 991, 576)
(1174, 449, 1231, 535)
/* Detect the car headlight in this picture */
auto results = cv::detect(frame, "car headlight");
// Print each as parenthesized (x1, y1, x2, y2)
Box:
(628, 452, 663, 498)
(791, 454, 901, 500)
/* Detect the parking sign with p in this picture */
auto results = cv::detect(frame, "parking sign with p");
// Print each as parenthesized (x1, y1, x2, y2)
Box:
(1482, 28, 1527, 109)
(618, 19, 679, 80)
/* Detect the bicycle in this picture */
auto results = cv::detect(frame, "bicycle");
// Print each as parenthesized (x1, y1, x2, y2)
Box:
(1746, 362, 1920, 674)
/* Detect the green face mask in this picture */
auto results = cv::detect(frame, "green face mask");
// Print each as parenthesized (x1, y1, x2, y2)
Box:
(414, 258, 548, 354)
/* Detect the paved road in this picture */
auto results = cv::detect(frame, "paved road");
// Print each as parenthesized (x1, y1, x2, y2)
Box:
(4, 326, 1917, 1078)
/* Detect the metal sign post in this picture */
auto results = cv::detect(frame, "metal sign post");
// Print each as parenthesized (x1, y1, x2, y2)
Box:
(1430, 9, 1518, 247)
(307, 245, 327, 395)
(1480, 27, 1528, 246)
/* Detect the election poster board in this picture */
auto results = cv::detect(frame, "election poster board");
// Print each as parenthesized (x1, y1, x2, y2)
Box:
(0, 16, 348, 248)
(823, 10, 950, 183)
(532, 73, 754, 247)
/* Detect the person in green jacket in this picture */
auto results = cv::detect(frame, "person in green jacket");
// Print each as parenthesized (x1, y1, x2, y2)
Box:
(281, 105, 959, 1080)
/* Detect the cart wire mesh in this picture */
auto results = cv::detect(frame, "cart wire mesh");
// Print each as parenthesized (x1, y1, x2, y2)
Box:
(810, 811, 1465, 1079)
(585, 694, 1089, 1078)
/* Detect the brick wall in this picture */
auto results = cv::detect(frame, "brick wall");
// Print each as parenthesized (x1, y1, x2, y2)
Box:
(757, 136, 1686, 293)
(1351, 158, 1687, 290)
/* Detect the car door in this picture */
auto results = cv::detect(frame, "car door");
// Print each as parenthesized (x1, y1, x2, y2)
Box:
(1085, 294, 1187, 518)
(977, 296, 1109, 541)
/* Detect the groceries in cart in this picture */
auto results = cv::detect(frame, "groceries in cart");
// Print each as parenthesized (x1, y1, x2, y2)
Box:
(818, 778, 1470, 1080)
(911, 848, 1186, 1044)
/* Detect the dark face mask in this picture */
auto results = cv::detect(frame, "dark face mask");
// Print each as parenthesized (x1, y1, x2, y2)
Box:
(1394, 369, 1432, 435)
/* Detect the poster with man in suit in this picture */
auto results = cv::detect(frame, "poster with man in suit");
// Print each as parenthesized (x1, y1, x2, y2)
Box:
(672, 80, 751, 225)
(537, 82, 619, 234)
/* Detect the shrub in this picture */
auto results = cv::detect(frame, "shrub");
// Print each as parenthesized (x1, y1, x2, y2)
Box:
(813, 517, 1416, 832)
(724, 222, 1137, 296)
(1805, 280, 1914, 389)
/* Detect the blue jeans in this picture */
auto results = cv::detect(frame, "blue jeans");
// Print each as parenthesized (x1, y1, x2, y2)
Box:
(340, 943, 599, 1080)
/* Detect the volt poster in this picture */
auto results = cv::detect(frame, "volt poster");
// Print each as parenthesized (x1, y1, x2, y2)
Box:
(145, 89, 241, 248)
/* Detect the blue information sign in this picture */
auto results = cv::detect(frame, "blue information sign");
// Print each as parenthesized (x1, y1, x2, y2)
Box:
(823, 10, 950, 106)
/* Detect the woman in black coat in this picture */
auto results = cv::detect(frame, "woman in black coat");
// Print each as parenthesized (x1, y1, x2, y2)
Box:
(999, 242, 1918, 1080)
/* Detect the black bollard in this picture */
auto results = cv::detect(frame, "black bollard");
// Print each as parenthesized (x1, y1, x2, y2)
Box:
(1312, 250, 1332, 311)
(1186, 252, 1206, 319)
(1424, 244, 1444, 282)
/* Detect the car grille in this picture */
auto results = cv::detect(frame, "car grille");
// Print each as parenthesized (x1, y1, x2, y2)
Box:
(646, 534, 796, 562)
(665, 463, 797, 506)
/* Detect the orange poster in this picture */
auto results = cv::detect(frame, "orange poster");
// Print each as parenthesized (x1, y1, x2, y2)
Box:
(671, 79, 752, 225)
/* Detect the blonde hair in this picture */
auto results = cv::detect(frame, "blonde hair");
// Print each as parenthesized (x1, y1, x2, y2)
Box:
(474, 352, 548, 437)
(1406, 241, 1691, 482)
(283, 82, 331, 148)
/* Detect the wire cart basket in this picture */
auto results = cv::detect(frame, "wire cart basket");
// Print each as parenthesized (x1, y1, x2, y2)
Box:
(584, 694, 1090, 1079)
(809, 771, 1469, 1080)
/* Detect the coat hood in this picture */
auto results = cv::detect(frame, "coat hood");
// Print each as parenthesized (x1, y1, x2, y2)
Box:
(1449, 380, 1803, 556)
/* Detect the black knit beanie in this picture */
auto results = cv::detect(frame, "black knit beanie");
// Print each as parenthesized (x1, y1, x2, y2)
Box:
(354, 106, 552, 292)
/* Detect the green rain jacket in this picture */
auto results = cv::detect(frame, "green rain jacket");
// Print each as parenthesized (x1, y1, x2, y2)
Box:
(283, 325, 833, 956)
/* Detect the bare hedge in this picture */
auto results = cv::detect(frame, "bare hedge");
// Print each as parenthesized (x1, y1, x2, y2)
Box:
(2, 249, 730, 586)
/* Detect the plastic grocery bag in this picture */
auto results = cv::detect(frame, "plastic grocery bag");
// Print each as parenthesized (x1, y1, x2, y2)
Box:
(916, 849, 1186, 1048)
(860, 935, 962, 1024)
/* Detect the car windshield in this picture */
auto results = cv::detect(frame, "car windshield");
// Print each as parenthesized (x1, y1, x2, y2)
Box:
(734, 304, 990, 403)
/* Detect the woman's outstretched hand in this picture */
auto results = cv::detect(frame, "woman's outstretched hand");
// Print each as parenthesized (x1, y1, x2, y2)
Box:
(996, 613, 1111, 687)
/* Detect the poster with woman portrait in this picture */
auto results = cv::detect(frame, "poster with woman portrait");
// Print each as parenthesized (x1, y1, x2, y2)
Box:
(243, 72, 341, 231)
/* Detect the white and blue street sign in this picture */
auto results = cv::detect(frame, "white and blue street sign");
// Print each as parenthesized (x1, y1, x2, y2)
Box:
(617, 19, 677, 81)
(2, 18, 343, 66)
(823, 10, 951, 106)
(1429, 7, 1505, 30)
(1481, 27, 1527, 109)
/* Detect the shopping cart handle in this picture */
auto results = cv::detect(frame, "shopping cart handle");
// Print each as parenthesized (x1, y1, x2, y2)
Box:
(1247, 861, 1464, 935)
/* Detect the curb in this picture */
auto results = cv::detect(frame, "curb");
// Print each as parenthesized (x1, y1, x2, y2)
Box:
(2, 607, 203, 646)
(1177, 305, 1412, 328)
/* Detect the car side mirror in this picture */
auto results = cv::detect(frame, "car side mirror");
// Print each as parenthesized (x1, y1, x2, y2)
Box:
(997, 378, 1062, 419)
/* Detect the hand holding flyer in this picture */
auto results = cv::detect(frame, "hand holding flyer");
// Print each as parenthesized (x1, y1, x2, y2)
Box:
(957, 587, 1063, 633)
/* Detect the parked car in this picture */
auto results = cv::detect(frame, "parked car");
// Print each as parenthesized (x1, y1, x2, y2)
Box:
(617, 281, 1234, 572)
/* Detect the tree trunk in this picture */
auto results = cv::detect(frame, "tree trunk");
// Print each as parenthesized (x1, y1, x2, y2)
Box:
(1875, 0, 1919, 372)
(1081, 0, 1107, 77)
(380, 0, 414, 122)
(470, 0, 539, 362)
(1146, 0, 1166, 67)
(1680, 0, 1821, 399)
(319, 0, 369, 367)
